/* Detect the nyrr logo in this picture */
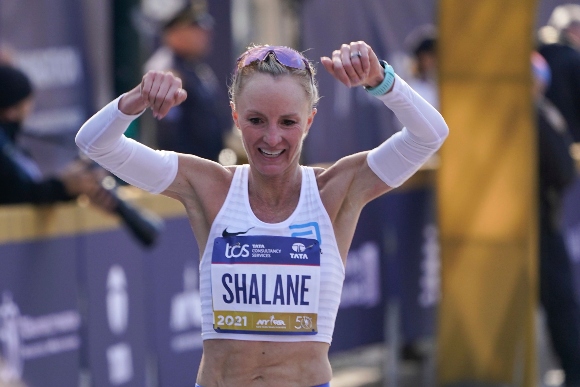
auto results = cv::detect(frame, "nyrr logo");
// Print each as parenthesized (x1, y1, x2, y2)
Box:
(225, 243, 250, 259)
(256, 315, 286, 327)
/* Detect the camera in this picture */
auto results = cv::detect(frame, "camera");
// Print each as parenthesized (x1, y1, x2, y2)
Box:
(101, 176, 165, 247)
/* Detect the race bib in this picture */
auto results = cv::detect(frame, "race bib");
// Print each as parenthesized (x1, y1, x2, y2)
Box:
(211, 235, 320, 335)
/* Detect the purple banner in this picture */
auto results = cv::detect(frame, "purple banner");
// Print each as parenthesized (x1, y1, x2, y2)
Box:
(0, 238, 81, 387)
(563, 176, 580, 302)
(80, 230, 148, 387)
(331, 198, 386, 352)
(383, 187, 439, 342)
(143, 217, 202, 387)
(0, 0, 93, 175)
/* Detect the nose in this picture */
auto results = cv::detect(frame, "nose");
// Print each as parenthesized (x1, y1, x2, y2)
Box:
(263, 124, 282, 147)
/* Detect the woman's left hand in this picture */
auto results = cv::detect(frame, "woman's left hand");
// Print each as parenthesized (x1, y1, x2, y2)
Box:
(321, 41, 385, 89)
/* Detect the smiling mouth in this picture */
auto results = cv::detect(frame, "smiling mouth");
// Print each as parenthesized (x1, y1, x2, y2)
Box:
(259, 148, 285, 157)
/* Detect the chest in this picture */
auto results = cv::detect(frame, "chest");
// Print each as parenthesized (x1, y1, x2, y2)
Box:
(249, 195, 300, 224)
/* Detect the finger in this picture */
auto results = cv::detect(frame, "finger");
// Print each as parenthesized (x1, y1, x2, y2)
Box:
(331, 49, 351, 87)
(149, 72, 167, 113)
(363, 43, 382, 73)
(141, 71, 160, 108)
(365, 42, 380, 64)
(148, 72, 174, 118)
(339, 44, 363, 87)
(347, 42, 366, 82)
(362, 43, 386, 85)
(140, 71, 158, 105)
(156, 77, 183, 119)
(151, 74, 173, 116)
(175, 88, 187, 105)
(357, 42, 371, 78)
(320, 56, 335, 76)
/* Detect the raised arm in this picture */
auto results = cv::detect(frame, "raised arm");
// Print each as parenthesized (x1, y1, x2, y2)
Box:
(321, 41, 448, 192)
(75, 71, 187, 194)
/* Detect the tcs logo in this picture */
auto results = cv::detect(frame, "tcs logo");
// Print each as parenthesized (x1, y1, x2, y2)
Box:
(225, 243, 250, 258)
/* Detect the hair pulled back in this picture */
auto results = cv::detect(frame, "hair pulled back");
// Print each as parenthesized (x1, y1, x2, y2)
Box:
(229, 45, 320, 110)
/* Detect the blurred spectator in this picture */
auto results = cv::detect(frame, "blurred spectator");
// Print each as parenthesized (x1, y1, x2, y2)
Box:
(533, 51, 580, 387)
(538, 4, 580, 142)
(403, 24, 438, 109)
(395, 25, 440, 364)
(0, 63, 114, 208)
(143, 0, 230, 162)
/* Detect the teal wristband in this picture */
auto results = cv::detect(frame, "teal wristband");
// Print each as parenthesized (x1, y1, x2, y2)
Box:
(364, 60, 395, 96)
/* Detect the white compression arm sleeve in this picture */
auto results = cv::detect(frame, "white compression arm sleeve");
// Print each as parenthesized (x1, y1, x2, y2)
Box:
(367, 75, 449, 188)
(75, 95, 178, 194)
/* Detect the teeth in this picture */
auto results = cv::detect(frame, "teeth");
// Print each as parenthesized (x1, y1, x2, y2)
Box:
(260, 149, 283, 157)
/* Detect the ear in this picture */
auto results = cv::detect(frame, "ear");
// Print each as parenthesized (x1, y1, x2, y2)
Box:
(303, 108, 317, 138)
(230, 101, 239, 129)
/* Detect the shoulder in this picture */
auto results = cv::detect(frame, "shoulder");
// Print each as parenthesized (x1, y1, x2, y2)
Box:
(314, 152, 378, 217)
(168, 154, 235, 200)
(166, 155, 237, 226)
(316, 151, 392, 216)
(315, 152, 368, 187)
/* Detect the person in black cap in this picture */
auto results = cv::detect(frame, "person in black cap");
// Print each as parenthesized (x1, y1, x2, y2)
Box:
(0, 63, 114, 206)
(144, 0, 229, 161)
(404, 24, 438, 110)
(394, 24, 440, 363)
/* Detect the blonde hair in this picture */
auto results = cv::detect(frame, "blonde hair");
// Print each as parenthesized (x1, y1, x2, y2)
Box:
(229, 45, 319, 110)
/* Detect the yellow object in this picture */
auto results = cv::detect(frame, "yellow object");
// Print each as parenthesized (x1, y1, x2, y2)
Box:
(436, 0, 538, 385)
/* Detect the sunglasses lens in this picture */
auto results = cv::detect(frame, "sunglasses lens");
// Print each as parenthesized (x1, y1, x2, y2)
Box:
(237, 46, 308, 72)
(272, 49, 306, 70)
(239, 47, 270, 67)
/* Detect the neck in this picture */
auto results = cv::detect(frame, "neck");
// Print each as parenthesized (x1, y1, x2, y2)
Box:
(250, 166, 301, 200)
(247, 166, 302, 222)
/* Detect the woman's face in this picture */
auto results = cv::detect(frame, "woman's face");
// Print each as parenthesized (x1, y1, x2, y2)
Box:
(165, 23, 212, 60)
(232, 73, 316, 177)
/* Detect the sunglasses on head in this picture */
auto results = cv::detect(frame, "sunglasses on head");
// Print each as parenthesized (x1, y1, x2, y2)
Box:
(235, 45, 312, 75)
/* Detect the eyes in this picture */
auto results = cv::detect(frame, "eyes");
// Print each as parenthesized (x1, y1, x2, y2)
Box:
(247, 117, 298, 127)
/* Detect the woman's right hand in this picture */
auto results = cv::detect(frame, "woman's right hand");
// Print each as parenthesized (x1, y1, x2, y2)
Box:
(118, 70, 188, 119)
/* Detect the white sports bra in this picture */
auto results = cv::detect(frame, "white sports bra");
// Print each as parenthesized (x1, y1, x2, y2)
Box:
(199, 165, 345, 343)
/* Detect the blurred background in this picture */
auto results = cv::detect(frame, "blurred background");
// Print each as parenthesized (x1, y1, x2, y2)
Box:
(1, 0, 579, 386)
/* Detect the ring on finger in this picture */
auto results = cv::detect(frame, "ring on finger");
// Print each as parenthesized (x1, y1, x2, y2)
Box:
(350, 51, 362, 59)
